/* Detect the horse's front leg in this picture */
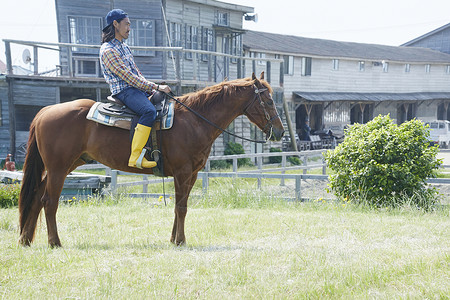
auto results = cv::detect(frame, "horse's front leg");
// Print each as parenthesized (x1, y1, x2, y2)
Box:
(171, 172, 198, 245)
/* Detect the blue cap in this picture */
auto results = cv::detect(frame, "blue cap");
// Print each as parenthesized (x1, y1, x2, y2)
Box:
(103, 9, 128, 31)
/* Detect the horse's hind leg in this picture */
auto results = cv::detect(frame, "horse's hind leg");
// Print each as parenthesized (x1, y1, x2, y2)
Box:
(42, 171, 66, 247)
(18, 179, 45, 246)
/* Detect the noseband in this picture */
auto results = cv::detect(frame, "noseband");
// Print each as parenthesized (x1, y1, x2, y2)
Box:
(243, 84, 280, 141)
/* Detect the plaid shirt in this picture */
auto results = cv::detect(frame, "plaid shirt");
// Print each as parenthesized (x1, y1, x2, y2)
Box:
(100, 38, 156, 95)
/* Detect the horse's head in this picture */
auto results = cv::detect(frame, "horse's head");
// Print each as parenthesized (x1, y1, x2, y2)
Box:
(243, 72, 285, 141)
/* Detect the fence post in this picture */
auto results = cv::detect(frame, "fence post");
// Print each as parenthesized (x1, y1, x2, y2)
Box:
(257, 156, 262, 189)
(303, 155, 308, 175)
(281, 154, 286, 186)
(322, 157, 327, 175)
(143, 175, 148, 194)
(201, 172, 209, 194)
(233, 158, 238, 173)
(295, 175, 301, 201)
(111, 170, 118, 195)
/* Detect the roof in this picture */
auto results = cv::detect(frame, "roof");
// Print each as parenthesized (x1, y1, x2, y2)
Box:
(402, 23, 450, 46)
(293, 91, 450, 102)
(187, 0, 253, 13)
(243, 30, 450, 63)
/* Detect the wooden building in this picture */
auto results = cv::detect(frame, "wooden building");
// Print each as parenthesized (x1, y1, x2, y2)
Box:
(243, 30, 450, 138)
(2, 0, 284, 161)
(3, 1, 450, 162)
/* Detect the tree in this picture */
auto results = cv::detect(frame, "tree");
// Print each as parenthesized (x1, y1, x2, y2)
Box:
(324, 115, 442, 209)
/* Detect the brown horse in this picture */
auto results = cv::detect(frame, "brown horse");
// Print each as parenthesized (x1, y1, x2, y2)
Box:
(18, 73, 284, 247)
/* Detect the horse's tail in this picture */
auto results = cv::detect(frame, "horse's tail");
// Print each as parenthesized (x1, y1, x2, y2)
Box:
(19, 117, 45, 235)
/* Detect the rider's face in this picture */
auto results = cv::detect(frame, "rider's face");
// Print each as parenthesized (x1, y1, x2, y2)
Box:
(114, 17, 130, 41)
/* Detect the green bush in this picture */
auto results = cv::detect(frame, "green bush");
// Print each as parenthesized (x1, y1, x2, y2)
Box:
(0, 183, 20, 208)
(224, 142, 253, 167)
(287, 156, 301, 165)
(210, 160, 229, 170)
(269, 147, 282, 164)
(324, 115, 441, 209)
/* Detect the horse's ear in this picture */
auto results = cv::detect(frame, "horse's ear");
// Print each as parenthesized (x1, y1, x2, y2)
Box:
(252, 72, 257, 81)
(260, 71, 265, 80)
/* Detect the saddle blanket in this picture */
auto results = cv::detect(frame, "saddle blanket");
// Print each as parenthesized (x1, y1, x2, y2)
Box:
(86, 100, 175, 131)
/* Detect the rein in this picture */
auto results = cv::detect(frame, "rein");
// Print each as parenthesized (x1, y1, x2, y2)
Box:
(164, 85, 276, 144)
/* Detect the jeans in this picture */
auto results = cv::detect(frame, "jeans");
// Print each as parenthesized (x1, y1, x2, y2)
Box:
(115, 87, 157, 127)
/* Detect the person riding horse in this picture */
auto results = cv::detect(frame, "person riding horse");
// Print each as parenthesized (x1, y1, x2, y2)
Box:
(100, 9, 171, 169)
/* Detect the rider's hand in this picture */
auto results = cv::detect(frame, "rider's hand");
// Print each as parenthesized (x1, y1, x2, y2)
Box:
(157, 84, 171, 93)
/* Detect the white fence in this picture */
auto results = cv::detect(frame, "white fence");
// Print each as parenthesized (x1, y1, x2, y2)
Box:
(76, 150, 450, 201)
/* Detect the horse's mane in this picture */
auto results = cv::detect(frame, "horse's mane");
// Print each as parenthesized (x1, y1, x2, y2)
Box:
(176, 77, 272, 112)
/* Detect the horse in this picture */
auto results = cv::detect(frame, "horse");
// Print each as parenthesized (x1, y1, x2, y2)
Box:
(18, 73, 285, 247)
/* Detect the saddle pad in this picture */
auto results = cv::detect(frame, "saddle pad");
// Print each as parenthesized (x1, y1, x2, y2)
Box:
(87, 101, 175, 130)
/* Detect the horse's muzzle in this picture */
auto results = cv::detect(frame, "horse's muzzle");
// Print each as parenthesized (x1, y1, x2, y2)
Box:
(270, 127, 285, 141)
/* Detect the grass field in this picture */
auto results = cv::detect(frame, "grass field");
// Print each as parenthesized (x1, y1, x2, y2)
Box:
(1, 190, 449, 299)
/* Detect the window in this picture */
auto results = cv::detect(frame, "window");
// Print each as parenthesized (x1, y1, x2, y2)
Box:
(257, 53, 266, 66)
(74, 57, 99, 76)
(201, 27, 214, 61)
(332, 59, 339, 70)
(284, 55, 294, 75)
(301, 57, 312, 76)
(425, 64, 431, 73)
(128, 19, 155, 56)
(405, 64, 410, 73)
(231, 34, 241, 63)
(446, 65, 450, 74)
(359, 61, 365, 72)
(382, 61, 389, 73)
(215, 11, 229, 26)
(69, 16, 101, 53)
(185, 25, 198, 59)
(169, 22, 182, 47)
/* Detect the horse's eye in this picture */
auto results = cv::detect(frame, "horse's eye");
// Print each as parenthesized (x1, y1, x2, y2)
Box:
(267, 99, 274, 106)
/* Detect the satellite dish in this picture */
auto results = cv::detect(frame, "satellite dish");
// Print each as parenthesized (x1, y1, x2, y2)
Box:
(244, 13, 258, 23)
(22, 49, 31, 64)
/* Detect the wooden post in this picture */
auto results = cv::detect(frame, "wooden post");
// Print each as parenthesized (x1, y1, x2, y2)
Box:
(201, 172, 209, 194)
(7, 78, 16, 161)
(257, 156, 262, 189)
(142, 175, 148, 194)
(282, 95, 298, 151)
(5, 41, 13, 75)
(295, 175, 301, 201)
(33, 46, 39, 75)
(303, 155, 308, 175)
(281, 154, 286, 186)
(111, 170, 118, 194)
(67, 47, 73, 77)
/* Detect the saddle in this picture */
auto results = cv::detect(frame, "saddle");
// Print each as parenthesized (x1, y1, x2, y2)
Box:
(87, 91, 174, 131)
(86, 91, 174, 176)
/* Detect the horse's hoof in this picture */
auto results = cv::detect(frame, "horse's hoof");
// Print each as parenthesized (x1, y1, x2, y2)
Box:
(18, 236, 31, 247)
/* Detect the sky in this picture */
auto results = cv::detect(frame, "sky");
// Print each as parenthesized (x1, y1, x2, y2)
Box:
(1, 0, 450, 71)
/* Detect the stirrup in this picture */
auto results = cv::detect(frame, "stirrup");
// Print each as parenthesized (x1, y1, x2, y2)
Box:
(136, 148, 147, 169)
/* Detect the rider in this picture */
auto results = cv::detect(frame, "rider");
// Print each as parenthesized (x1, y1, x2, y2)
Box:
(100, 9, 171, 169)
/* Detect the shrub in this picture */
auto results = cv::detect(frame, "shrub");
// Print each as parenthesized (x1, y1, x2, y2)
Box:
(324, 115, 441, 209)
(287, 156, 301, 165)
(210, 160, 228, 170)
(269, 147, 282, 164)
(0, 183, 21, 208)
(224, 142, 253, 167)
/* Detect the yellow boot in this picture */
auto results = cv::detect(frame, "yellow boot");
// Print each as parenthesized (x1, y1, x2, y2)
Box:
(128, 124, 157, 169)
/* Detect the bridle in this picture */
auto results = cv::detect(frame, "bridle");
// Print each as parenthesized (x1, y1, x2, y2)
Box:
(165, 83, 280, 143)
(243, 84, 281, 141)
